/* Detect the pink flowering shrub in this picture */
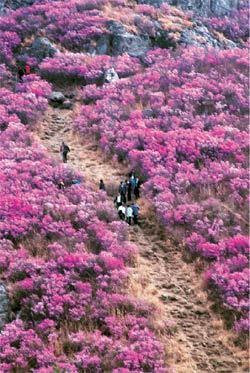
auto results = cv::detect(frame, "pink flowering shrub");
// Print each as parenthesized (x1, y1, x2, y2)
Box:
(0, 31, 21, 64)
(40, 53, 142, 83)
(0, 75, 51, 125)
(0, 64, 11, 85)
(204, 236, 249, 332)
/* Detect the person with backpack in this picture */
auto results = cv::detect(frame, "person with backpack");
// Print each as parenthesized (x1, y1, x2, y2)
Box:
(118, 204, 126, 220)
(60, 141, 70, 163)
(131, 202, 140, 224)
(114, 194, 122, 209)
(99, 179, 105, 191)
(126, 205, 133, 225)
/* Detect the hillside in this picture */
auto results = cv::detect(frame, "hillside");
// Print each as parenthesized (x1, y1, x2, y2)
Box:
(0, 0, 249, 372)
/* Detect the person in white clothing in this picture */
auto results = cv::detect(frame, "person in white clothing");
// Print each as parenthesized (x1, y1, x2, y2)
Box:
(118, 204, 126, 220)
(114, 194, 122, 209)
(126, 205, 133, 225)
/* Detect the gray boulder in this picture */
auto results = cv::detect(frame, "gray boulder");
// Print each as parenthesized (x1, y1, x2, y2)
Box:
(1, 0, 35, 11)
(28, 37, 59, 62)
(180, 24, 236, 48)
(96, 35, 111, 55)
(104, 68, 119, 83)
(0, 0, 6, 13)
(62, 100, 73, 109)
(180, 25, 220, 47)
(49, 91, 65, 106)
(106, 20, 127, 35)
(106, 20, 151, 57)
(112, 33, 150, 57)
(0, 284, 8, 329)
(142, 108, 155, 118)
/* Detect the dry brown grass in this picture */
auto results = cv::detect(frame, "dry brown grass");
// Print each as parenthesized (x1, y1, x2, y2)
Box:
(128, 254, 200, 373)
(103, 4, 137, 33)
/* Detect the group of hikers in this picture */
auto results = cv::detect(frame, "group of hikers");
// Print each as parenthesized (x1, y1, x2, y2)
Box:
(100, 173, 141, 226)
(114, 174, 141, 225)
(59, 142, 141, 225)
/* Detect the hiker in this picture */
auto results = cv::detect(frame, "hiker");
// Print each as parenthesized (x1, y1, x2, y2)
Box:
(127, 179, 132, 202)
(134, 177, 141, 199)
(126, 205, 133, 225)
(114, 194, 122, 209)
(99, 179, 105, 191)
(131, 202, 140, 224)
(60, 141, 70, 163)
(119, 181, 127, 204)
(71, 179, 81, 185)
(129, 172, 136, 194)
(118, 204, 126, 220)
(17, 66, 24, 82)
(25, 63, 31, 75)
(58, 181, 65, 190)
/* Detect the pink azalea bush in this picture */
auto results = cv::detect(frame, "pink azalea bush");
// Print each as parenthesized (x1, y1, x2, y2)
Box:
(0, 74, 51, 125)
(40, 53, 142, 83)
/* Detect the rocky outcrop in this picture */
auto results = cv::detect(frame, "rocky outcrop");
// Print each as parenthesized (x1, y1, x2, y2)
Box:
(137, 0, 239, 16)
(112, 32, 150, 57)
(93, 18, 233, 57)
(21, 37, 59, 62)
(105, 21, 151, 57)
(89, 21, 152, 57)
(0, 284, 8, 329)
(180, 23, 236, 48)
(0, 0, 35, 12)
(49, 91, 65, 107)
(104, 68, 119, 83)
(29, 37, 58, 61)
(49, 92, 74, 109)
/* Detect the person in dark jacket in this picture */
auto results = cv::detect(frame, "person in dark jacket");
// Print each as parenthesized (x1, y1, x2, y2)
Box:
(17, 66, 24, 81)
(119, 181, 127, 204)
(60, 141, 70, 163)
(127, 180, 132, 202)
(130, 172, 136, 194)
(99, 179, 105, 191)
(134, 177, 141, 199)
(131, 202, 140, 224)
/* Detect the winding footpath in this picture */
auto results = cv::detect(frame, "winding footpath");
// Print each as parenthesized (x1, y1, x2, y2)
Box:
(36, 105, 248, 373)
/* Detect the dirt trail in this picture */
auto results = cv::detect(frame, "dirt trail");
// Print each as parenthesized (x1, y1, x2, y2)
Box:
(37, 106, 247, 373)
